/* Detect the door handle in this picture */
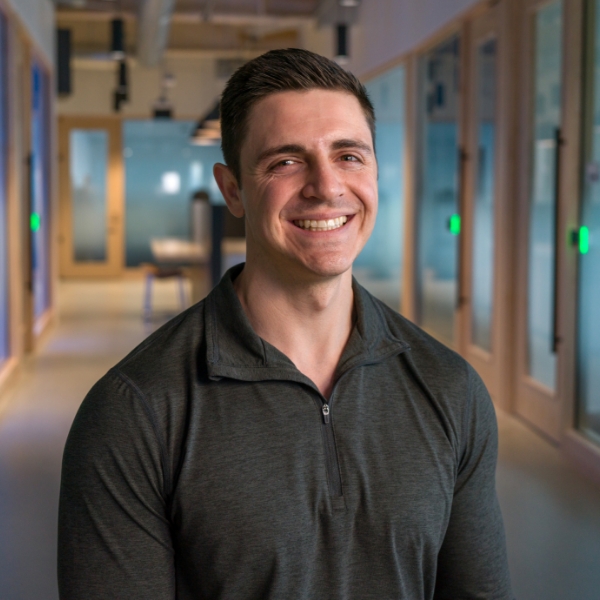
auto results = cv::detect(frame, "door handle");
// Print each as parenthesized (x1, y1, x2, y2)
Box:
(456, 147, 468, 310)
(551, 127, 563, 354)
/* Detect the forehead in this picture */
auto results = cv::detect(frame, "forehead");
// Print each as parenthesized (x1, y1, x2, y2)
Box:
(242, 89, 372, 156)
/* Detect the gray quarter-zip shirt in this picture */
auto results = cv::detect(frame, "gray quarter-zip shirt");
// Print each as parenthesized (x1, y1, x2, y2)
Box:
(58, 264, 513, 600)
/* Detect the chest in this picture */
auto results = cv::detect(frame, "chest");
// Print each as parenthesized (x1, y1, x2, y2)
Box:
(171, 363, 457, 555)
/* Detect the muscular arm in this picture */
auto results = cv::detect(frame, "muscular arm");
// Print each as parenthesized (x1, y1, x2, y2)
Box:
(58, 372, 175, 599)
(434, 367, 514, 600)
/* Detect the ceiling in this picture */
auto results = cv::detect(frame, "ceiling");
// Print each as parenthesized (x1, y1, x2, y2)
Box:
(55, 0, 320, 18)
(55, 0, 360, 65)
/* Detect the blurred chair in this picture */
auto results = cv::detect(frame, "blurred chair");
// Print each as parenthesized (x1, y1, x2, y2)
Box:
(141, 263, 187, 322)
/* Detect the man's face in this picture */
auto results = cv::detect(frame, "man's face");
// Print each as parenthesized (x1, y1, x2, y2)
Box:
(232, 89, 378, 281)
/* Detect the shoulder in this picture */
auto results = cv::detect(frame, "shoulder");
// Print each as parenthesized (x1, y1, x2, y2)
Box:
(365, 293, 493, 453)
(369, 294, 470, 390)
(66, 301, 209, 495)
(115, 299, 207, 386)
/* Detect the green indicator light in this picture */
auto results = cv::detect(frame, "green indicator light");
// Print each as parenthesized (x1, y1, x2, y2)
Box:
(579, 226, 590, 255)
(30, 213, 40, 232)
(449, 214, 461, 236)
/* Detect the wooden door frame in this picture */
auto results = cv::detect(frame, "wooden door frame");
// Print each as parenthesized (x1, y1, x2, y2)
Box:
(58, 115, 124, 278)
(560, 0, 600, 485)
(513, 0, 571, 441)
(458, 0, 514, 410)
(410, 22, 467, 349)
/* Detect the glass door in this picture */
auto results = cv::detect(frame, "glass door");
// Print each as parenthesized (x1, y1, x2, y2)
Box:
(30, 62, 52, 324)
(515, 0, 564, 440)
(577, 0, 600, 446)
(59, 117, 123, 277)
(459, 2, 509, 406)
(416, 34, 462, 347)
(358, 65, 406, 311)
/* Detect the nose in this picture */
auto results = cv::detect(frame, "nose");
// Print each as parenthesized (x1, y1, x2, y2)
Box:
(300, 157, 345, 202)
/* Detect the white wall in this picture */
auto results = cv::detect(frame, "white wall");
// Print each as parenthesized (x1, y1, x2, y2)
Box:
(348, 0, 479, 77)
(5, 0, 54, 66)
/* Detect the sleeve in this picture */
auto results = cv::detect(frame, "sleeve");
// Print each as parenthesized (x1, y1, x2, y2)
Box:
(57, 371, 176, 600)
(434, 366, 514, 600)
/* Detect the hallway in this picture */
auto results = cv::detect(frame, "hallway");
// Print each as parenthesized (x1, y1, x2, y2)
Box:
(0, 280, 599, 599)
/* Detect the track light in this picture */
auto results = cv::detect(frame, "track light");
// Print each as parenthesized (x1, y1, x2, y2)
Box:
(110, 18, 125, 60)
(335, 24, 349, 63)
(190, 100, 221, 146)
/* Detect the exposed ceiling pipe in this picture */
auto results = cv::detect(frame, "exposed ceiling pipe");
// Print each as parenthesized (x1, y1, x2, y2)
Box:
(137, 0, 176, 67)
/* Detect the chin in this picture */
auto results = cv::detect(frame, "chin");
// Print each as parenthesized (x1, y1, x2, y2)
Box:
(298, 256, 355, 280)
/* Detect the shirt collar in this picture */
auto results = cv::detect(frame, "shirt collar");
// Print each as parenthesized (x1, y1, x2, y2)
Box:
(204, 263, 409, 384)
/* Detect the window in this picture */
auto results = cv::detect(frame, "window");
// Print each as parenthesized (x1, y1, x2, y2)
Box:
(123, 120, 224, 267)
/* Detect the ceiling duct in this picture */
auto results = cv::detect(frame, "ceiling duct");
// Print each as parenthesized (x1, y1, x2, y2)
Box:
(137, 0, 176, 67)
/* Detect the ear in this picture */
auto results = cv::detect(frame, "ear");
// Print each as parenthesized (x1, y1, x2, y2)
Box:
(213, 163, 245, 218)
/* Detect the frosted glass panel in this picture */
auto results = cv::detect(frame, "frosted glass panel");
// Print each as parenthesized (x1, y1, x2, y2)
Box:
(356, 65, 405, 310)
(577, 0, 600, 444)
(124, 120, 225, 267)
(31, 63, 51, 320)
(70, 130, 108, 262)
(417, 36, 461, 346)
(0, 13, 7, 363)
(527, 1, 562, 390)
(471, 39, 498, 352)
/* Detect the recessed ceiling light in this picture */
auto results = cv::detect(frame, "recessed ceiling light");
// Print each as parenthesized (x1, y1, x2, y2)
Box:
(339, 0, 360, 7)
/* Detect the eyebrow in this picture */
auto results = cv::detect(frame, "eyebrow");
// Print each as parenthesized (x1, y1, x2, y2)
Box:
(254, 138, 374, 166)
(331, 139, 373, 155)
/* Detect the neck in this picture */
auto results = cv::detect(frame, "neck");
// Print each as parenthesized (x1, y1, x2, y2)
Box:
(234, 259, 354, 398)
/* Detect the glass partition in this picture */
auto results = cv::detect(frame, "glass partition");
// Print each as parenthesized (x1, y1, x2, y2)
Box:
(355, 65, 406, 310)
(417, 35, 461, 346)
(527, 0, 563, 390)
(124, 120, 225, 267)
(30, 62, 51, 322)
(471, 38, 498, 352)
(577, 0, 600, 444)
(70, 130, 109, 262)
(0, 12, 8, 364)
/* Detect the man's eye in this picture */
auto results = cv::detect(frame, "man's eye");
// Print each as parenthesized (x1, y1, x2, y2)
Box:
(269, 159, 296, 171)
(340, 155, 360, 162)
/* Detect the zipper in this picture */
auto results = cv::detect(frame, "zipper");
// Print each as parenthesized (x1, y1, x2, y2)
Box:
(314, 344, 410, 499)
(319, 398, 343, 497)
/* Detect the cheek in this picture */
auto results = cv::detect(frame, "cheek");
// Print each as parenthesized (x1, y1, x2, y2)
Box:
(245, 190, 287, 237)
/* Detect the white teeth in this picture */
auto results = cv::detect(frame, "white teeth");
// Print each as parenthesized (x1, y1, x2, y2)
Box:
(294, 215, 349, 231)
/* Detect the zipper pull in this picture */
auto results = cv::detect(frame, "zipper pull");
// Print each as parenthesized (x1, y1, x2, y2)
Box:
(322, 403, 330, 424)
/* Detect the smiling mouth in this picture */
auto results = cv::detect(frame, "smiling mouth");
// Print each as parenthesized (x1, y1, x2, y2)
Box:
(293, 215, 349, 232)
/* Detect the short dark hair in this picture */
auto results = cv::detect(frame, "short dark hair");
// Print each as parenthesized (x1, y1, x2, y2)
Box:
(220, 48, 375, 184)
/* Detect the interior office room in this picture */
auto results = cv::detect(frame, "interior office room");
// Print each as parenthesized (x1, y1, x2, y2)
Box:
(1, 0, 600, 597)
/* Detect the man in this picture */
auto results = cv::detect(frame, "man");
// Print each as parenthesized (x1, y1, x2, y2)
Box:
(58, 48, 513, 599)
